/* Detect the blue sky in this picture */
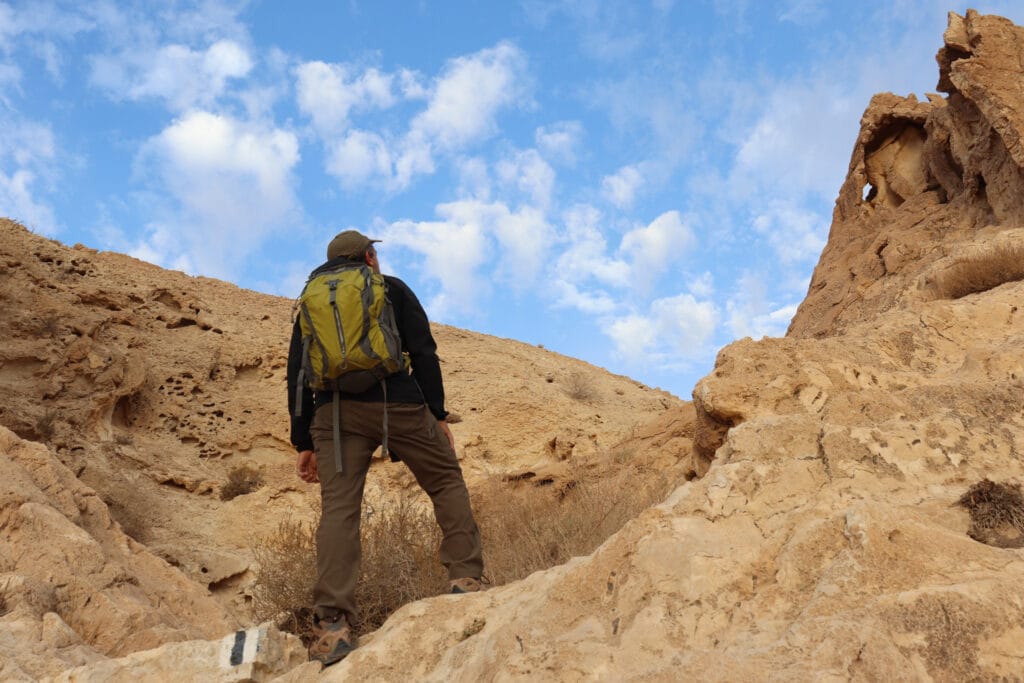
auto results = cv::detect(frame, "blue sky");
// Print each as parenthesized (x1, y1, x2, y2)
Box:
(3, 1, 1023, 400)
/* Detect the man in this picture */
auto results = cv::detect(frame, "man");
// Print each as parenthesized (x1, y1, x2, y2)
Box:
(287, 230, 484, 666)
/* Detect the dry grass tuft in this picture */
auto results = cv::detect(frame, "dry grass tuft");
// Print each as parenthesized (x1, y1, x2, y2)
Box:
(564, 370, 598, 402)
(475, 461, 672, 584)
(252, 496, 446, 639)
(35, 315, 60, 337)
(34, 409, 58, 440)
(252, 518, 318, 640)
(936, 243, 1024, 299)
(956, 479, 1024, 548)
(220, 463, 265, 501)
(252, 458, 675, 641)
(355, 496, 446, 633)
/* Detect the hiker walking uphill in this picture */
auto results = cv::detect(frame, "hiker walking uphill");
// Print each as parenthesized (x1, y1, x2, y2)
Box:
(287, 230, 484, 666)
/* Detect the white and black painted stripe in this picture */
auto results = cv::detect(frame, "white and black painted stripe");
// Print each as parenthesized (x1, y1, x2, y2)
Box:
(220, 627, 262, 669)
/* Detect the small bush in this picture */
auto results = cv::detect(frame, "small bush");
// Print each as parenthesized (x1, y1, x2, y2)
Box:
(107, 496, 151, 544)
(252, 518, 318, 639)
(355, 496, 446, 633)
(35, 410, 58, 440)
(35, 315, 60, 337)
(957, 479, 1024, 547)
(474, 461, 673, 585)
(253, 495, 445, 639)
(252, 459, 674, 640)
(564, 370, 598, 402)
(221, 464, 264, 501)
(0, 592, 8, 617)
(936, 243, 1024, 299)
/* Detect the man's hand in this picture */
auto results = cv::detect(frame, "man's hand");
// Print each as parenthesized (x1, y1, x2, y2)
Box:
(296, 450, 319, 483)
(438, 420, 455, 452)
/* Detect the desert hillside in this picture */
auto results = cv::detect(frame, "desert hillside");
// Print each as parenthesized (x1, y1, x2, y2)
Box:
(0, 216, 691, 680)
(5, 8, 1024, 682)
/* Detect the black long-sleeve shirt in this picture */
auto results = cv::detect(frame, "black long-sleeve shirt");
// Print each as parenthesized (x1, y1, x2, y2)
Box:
(287, 263, 447, 452)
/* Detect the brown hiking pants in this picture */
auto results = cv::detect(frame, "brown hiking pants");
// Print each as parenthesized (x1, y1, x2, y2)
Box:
(309, 400, 483, 621)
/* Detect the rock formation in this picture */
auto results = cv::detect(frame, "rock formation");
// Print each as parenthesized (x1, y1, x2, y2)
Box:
(0, 201, 684, 675)
(5, 9, 1024, 681)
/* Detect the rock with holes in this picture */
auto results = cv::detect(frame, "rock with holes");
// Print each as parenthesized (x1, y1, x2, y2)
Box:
(790, 10, 1024, 338)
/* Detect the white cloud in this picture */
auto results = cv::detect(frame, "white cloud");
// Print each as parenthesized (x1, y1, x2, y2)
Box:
(410, 41, 527, 151)
(380, 212, 492, 317)
(751, 200, 827, 265)
(605, 293, 719, 362)
(618, 210, 696, 283)
(310, 42, 529, 192)
(779, 0, 826, 25)
(552, 279, 617, 314)
(452, 200, 553, 284)
(91, 39, 253, 111)
(326, 129, 394, 188)
(454, 156, 491, 199)
(726, 272, 797, 339)
(0, 117, 58, 234)
(0, 118, 55, 166)
(731, 81, 859, 203)
(556, 204, 630, 290)
(496, 149, 555, 207)
(0, 169, 57, 235)
(398, 68, 428, 99)
(688, 271, 714, 298)
(535, 121, 583, 165)
(0, 63, 20, 100)
(601, 164, 645, 209)
(295, 61, 398, 135)
(391, 131, 436, 189)
(381, 197, 554, 316)
(139, 110, 299, 278)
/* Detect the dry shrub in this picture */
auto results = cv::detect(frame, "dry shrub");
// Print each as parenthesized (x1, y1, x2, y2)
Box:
(34, 409, 58, 440)
(107, 499, 150, 544)
(0, 592, 7, 617)
(355, 496, 446, 632)
(35, 315, 60, 337)
(936, 243, 1024, 299)
(221, 463, 265, 501)
(253, 495, 445, 639)
(564, 370, 598, 402)
(474, 461, 673, 585)
(252, 459, 673, 640)
(956, 479, 1024, 547)
(252, 518, 318, 639)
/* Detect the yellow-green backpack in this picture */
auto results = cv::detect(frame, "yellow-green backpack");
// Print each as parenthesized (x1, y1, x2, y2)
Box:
(294, 262, 408, 398)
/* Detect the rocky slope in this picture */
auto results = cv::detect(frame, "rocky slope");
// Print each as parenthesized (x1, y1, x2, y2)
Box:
(0, 218, 686, 679)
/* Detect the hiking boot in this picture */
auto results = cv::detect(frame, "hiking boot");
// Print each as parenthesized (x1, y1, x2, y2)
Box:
(449, 577, 485, 594)
(309, 615, 356, 666)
